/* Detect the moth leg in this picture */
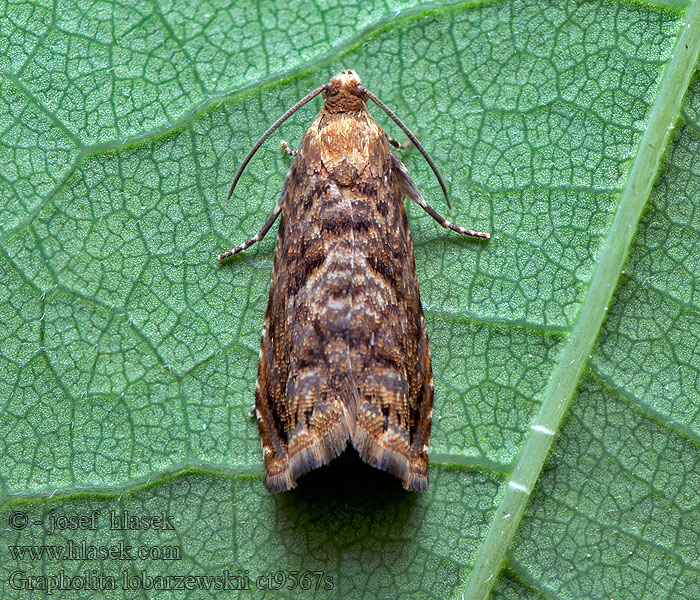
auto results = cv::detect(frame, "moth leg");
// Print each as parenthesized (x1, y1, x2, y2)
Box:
(388, 138, 412, 150)
(217, 184, 288, 261)
(412, 195, 490, 239)
(217, 204, 282, 260)
(392, 153, 490, 239)
(281, 141, 297, 156)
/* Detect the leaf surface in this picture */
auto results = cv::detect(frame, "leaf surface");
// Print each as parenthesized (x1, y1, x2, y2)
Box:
(1, 1, 699, 598)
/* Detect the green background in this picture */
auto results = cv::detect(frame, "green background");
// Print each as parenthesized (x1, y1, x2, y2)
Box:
(1, 0, 700, 598)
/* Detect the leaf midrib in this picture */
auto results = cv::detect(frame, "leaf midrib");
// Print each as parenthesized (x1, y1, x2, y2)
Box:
(461, 3, 700, 598)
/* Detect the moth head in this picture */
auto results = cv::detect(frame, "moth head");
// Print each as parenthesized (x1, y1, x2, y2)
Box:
(323, 70, 366, 113)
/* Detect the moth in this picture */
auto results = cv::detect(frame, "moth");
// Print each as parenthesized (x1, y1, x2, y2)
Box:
(219, 71, 489, 493)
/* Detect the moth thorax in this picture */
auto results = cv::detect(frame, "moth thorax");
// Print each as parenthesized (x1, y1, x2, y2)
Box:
(324, 70, 365, 113)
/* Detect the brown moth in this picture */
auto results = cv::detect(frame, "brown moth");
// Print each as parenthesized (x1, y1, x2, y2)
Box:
(219, 71, 489, 493)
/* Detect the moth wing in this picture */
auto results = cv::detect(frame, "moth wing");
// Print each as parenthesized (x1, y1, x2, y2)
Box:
(255, 115, 433, 492)
(350, 151, 433, 491)
(254, 155, 355, 493)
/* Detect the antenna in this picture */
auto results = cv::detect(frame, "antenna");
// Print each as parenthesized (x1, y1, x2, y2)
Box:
(360, 85, 454, 209)
(226, 83, 329, 201)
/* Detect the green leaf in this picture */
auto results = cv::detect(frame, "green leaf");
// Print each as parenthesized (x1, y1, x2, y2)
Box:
(1, 0, 699, 598)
